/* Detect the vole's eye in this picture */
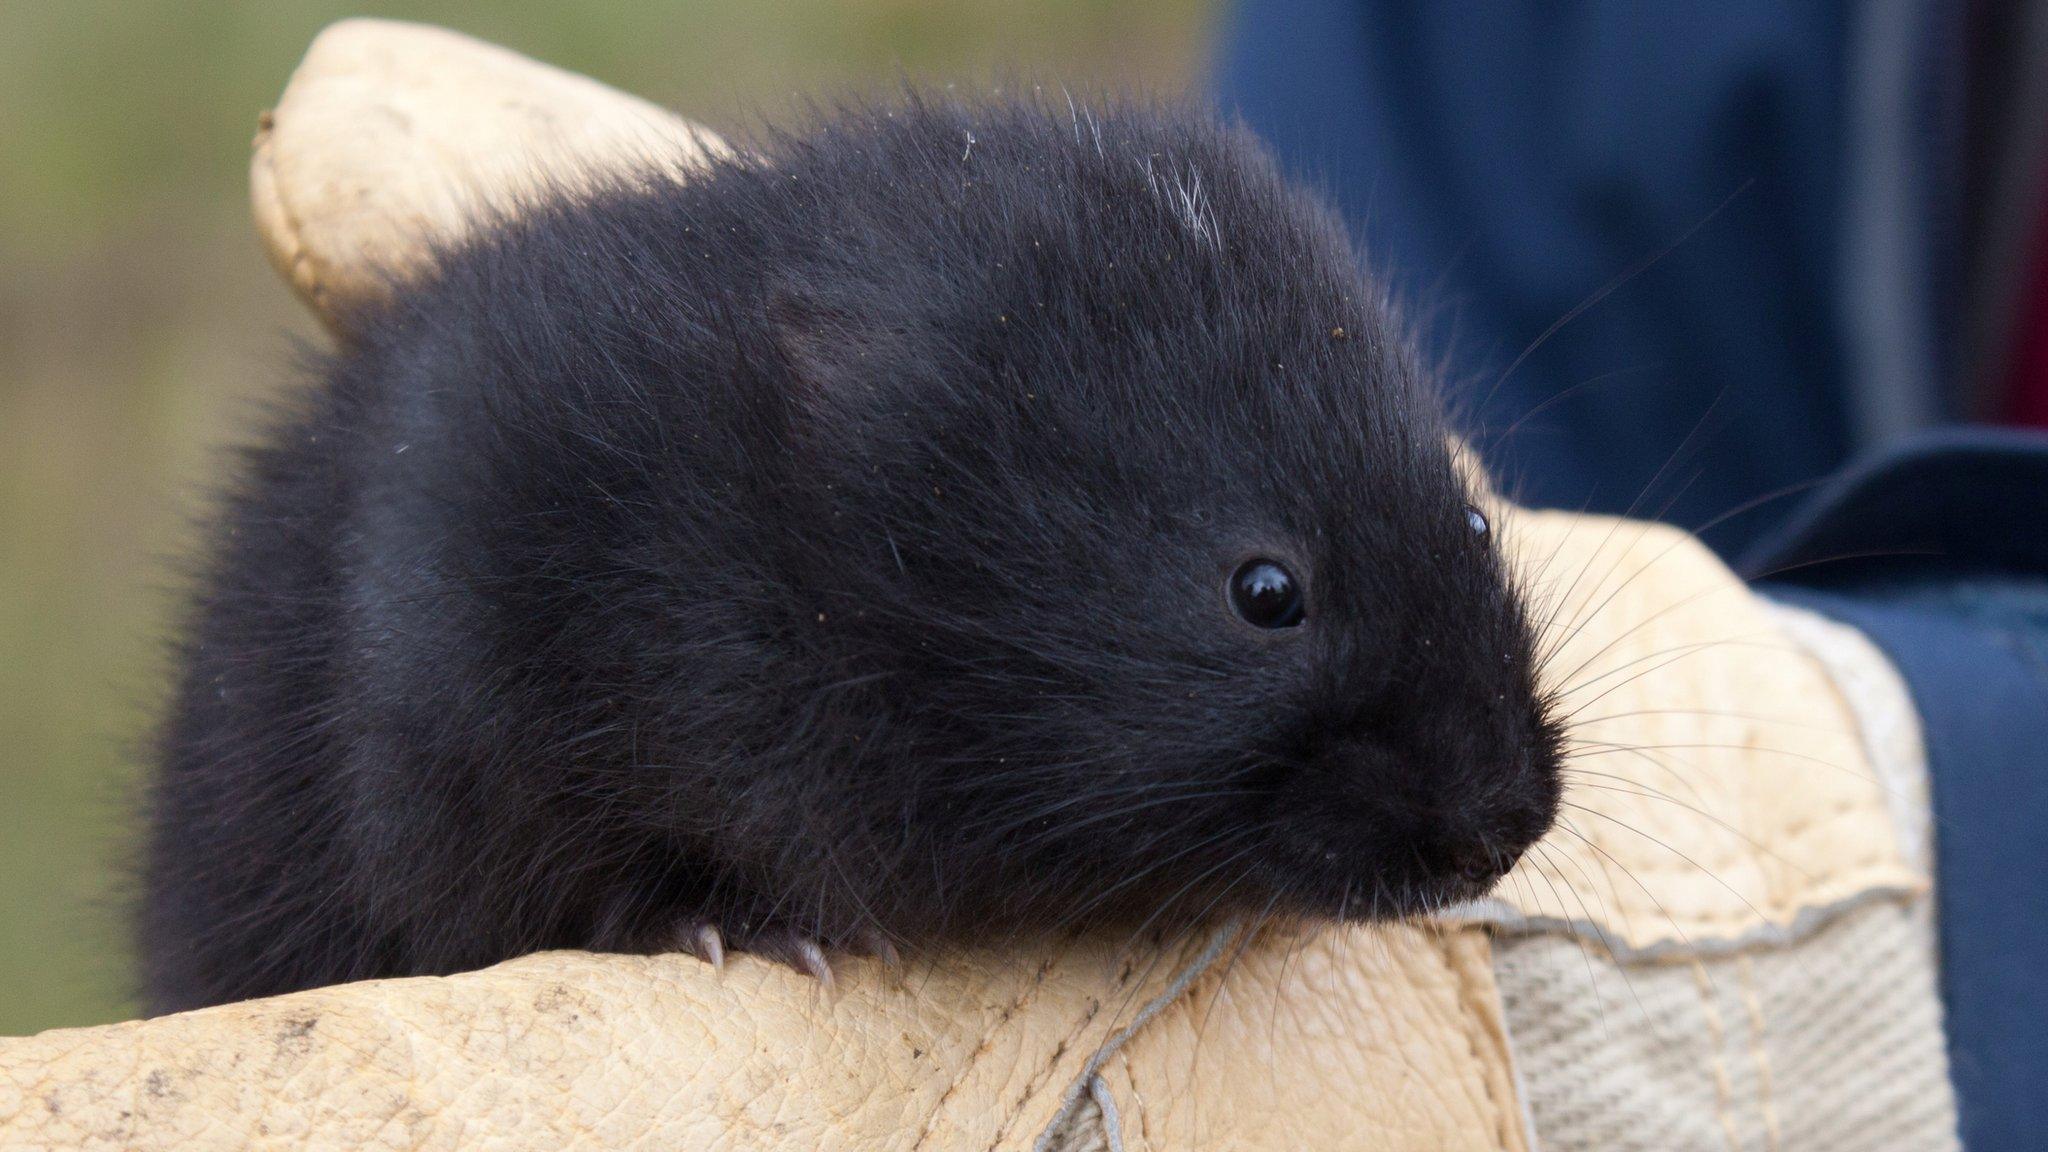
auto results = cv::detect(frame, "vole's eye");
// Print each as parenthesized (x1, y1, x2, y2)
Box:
(1466, 506, 1490, 536)
(1229, 559, 1306, 629)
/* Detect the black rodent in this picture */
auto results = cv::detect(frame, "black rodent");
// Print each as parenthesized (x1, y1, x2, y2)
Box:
(139, 93, 1562, 1013)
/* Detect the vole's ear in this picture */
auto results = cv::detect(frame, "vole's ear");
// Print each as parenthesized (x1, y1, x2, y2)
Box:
(252, 18, 728, 338)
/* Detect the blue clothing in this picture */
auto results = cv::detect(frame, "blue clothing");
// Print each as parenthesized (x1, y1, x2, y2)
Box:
(1214, 0, 1861, 554)
(1739, 426, 2048, 584)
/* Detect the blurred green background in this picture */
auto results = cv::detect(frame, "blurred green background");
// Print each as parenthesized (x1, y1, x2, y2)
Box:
(0, 0, 1215, 1036)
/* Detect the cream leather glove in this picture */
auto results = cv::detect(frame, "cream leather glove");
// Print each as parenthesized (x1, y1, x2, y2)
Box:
(0, 21, 1950, 1151)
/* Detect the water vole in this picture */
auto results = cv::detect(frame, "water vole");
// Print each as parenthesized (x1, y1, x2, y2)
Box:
(140, 93, 1560, 1012)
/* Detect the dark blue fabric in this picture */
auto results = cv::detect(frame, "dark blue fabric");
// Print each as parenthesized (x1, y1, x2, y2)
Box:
(1739, 426, 2048, 584)
(1213, 0, 1858, 554)
(1754, 429, 2048, 1152)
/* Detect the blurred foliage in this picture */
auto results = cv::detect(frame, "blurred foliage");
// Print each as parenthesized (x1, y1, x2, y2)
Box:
(0, 0, 1215, 1036)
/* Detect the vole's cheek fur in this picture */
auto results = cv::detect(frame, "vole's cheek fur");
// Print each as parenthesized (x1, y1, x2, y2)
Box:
(138, 92, 1559, 1011)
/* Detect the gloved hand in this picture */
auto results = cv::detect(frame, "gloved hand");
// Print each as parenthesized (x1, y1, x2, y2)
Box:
(0, 21, 1944, 1151)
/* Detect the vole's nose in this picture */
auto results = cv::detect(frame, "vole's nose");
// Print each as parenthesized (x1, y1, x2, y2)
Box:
(1450, 841, 1519, 886)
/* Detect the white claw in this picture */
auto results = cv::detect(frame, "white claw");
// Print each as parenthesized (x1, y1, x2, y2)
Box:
(793, 938, 835, 990)
(860, 928, 902, 968)
(693, 924, 726, 972)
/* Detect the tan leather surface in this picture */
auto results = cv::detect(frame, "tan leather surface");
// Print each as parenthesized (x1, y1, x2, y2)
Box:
(1096, 924, 1529, 1152)
(251, 19, 726, 335)
(0, 924, 1526, 1151)
(3, 934, 1176, 1150)
(1470, 506, 1924, 956)
(0, 20, 1922, 1149)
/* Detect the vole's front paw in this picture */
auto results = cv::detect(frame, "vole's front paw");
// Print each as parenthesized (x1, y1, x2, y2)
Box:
(665, 918, 901, 989)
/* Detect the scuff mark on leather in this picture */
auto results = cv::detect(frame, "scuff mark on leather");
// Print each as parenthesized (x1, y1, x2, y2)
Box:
(1030, 920, 1244, 1152)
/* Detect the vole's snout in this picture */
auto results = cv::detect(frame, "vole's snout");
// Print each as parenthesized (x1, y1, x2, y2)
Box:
(1459, 770, 1561, 889)
(1449, 841, 1520, 887)
(1419, 823, 1531, 895)
(1267, 717, 1562, 916)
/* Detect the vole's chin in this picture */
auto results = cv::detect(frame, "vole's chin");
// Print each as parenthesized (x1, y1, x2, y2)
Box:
(1235, 826, 1533, 923)
(1252, 868, 1510, 924)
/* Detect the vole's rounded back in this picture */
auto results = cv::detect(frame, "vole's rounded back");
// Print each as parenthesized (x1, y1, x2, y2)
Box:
(141, 94, 1560, 1013)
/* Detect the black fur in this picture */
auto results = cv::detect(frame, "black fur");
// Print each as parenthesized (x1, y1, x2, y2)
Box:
(140, 94, 1561, 1013)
